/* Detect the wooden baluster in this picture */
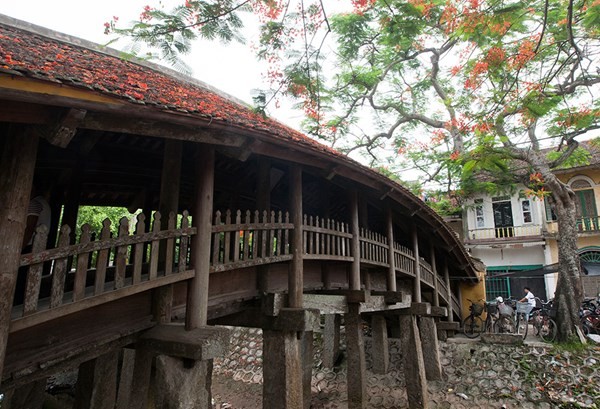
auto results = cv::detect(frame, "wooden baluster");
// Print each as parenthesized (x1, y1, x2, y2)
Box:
(179, 211, 189, 272)
(315, 216, 321, 255)
(252, 211, 259, 259)
(165, 212, 175, 275)
(224, 210, 232, 264)
(149, 212, 161, 280)
(276, 211, 283, 256)
(284, 212, 290, 255)
(73, 224, 92, 301)
(212, 211, 222, 264)
(243, 211, 251, 260)
(308, 215, 314, 254)
(23, 225, 49, 316)
(50, 225, 71, 308)
(95, 219, 111, 295)
(340, 223, 346, 257)
(133, 214, 146, 284)
(303, 214, 308, 254)
(234, 210, 241, 262)
(326, 219, 331, 256)
(336, 221, 341, 257)
(269, 211, 275, 257)
(115, 217, 129, 290)
(260, 210, 268, 258)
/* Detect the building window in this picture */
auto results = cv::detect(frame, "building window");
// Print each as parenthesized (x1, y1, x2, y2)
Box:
(475, 199, 485, 228)
(521, 199, 532, 223)
(544, 199, 557, 221)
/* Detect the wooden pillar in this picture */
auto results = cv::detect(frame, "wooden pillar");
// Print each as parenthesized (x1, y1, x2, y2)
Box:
(186, 145, 215, 329)
(444, 262, 453, 322)
(430, 245, 439, 307)
(0, 126, 38, 377)
(371, 315, 389, 374)
(345, 303, 366, 409)
(399, 315, 429, 408)
(322, 314, 340, 368)
(386, 206, 396, 291)
(127, 347, 154, 409)
(412, 226, 422, 303)
(256, 157, 271, 212)
(155, 139, 182, 324)
(418, 317, 443, 381)
(350, 191, 361, 291)
(289, 164, 303, 308)
(262, 330, 303, 409)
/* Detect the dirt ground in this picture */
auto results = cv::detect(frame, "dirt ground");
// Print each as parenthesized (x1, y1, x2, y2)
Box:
(212, 373, 263, 409)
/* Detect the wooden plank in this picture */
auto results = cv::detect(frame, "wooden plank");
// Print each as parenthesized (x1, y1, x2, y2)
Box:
(260, 211, 268, 258)
(115, 218, 129, 290)
(42, 108, 87, 148)
(209, 255, 293, 273)
(149, 212, 161, 280)
(243, 211, 251, 260)
(94, 219, 111, 295)
(50, 225, 71, 309)
(268, 212, 275, 258)
(233, 211, 241, 262)
(212, 211, 222, 264)
(10, 270, 196, 333)
(73, 224, 92, 301)
(276, 212, 282, 256)
(133, 214, 146, 284)
(23, 225, 49, 316)
(223, 210, 231, 264)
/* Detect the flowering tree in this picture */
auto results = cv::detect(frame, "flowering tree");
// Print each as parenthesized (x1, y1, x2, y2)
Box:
(110, 0, 600, 340)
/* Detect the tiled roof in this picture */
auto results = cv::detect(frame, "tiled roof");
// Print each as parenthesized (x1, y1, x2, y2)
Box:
(0, 19, 339, 157)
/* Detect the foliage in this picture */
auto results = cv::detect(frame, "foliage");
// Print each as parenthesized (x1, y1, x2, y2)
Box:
(76, 206, 137, 237)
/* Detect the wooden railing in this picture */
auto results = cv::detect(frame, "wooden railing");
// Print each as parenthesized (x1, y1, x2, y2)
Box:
(467, 224, 543, 241)
(420, 259, 435, 287)
(210, 210, 294, 272)
(15, 211, 195, 322)
(393, 243, 415, 276)
(359, 228, 389, 267)
(303, 215, 352, 260)
(437, 275, 449, 301)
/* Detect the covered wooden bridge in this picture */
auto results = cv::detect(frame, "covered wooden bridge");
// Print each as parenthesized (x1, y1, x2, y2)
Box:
(0, 16, 479, 409)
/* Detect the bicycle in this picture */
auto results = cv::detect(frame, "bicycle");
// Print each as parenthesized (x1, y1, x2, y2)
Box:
(494, 297, 516, 334)
(483, 299, 500, 333)
(531, 299, 557, 342)
(462, 299, 485, 338)
(515, 301, 533, 339)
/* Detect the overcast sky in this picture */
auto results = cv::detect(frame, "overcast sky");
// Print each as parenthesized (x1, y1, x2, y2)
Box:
(0, 0, 306, 128)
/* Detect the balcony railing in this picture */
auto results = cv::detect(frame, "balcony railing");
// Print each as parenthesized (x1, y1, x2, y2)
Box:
(577, 216, 600, 233)
(467, 224, 543, 241)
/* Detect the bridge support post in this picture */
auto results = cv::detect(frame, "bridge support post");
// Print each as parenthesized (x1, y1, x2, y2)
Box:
(418, 316, 443, 381)
(371, 315, 389, 374)
(321, 314, 340, 368)
(74, 350, 119, 409)
(399, 313, 429, 408)
(262, 330, 304, 409)
(301, 331, 313, 409)
(345, 303, 366, 409)
(153, 356, 212, 409)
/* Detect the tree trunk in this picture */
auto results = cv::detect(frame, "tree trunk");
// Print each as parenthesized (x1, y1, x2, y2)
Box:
(547, 177, 583, 341)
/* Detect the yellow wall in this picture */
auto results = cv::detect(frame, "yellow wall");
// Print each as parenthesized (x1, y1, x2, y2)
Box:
(459, 270, 487, 321)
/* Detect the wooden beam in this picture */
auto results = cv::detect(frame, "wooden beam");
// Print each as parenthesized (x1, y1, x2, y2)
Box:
(139, 324, 229, 360)
(82, 112, 244, 147)
(0, 100, 60, 124)
(40, 108, 87, 148)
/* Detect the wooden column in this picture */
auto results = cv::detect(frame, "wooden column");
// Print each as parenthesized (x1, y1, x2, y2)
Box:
(186, 145, 215, 329)
(412, 226, 422, 303)
(350, 191, 361, 291)
(0, 126, 38, 377)
(371, 315, 389, 374)
(289, 164, 303, 308)
(301, 331, 313, 409)
(155, 139, 182, 324)
(256, 157, 271, 212)
(386, 206, 396, 291)
(430, 244, 439, 307)
(444, 262, 453, 322)
(74, 350, 120, 409)
(399, 314, 429, 409)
